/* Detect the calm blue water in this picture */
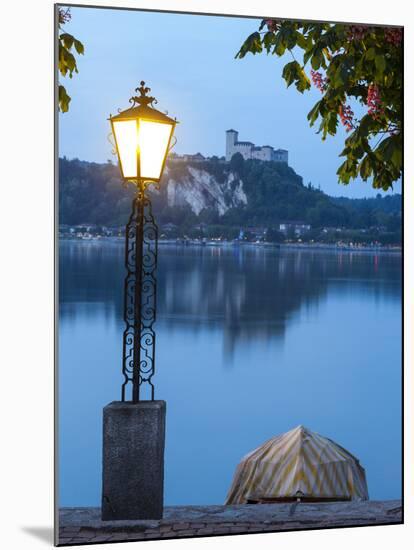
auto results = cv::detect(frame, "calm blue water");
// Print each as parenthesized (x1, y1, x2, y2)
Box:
(59, 241, 402, 506)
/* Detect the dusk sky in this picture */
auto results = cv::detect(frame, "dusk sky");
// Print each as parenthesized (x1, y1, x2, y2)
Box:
(59, 6, 401, 198)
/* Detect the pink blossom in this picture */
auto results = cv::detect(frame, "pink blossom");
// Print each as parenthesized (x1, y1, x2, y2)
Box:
(384, 28, 402, 46)
(339, 104, 355, 132)
(367, 83, 384, 119)
(310, 70, 327, 92)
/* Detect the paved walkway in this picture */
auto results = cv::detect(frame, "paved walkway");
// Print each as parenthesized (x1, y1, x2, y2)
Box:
(59, 500, 402, 545)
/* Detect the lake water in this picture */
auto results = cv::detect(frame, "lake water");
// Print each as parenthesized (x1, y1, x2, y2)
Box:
(58, 241, 402, 507)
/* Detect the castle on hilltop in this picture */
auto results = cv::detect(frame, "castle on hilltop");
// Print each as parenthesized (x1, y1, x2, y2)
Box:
(226, 129, 288, 164)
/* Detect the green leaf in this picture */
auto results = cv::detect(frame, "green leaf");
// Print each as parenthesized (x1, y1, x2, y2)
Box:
(285, 29, 298, 50)
(295, 67, 311, 93)
(327, 110, 338, 135)
(332, 64, 344, 87)
(337, 160, 352, 184)
(259, 19, 267, 31)
(59, 46, 77, 76)
(391, 144, 402, 170)
(359, 155, 372, 180)
(59, 85, 71, 113)
(296, 32, 309, 50)
(366, 47, 376, 60)
(282, 61, 299, 87)
(375, 136, 394, 162)
(375, 135, 402, 178)
(311, 52, 322, 70)
(303, 49, 313, 66)
(358, 114, 373, 137)
(307, 100, 322, 125)
(263, 32, 275, 52)
(273, 33, 287, 56)
(235, 31, 262, 58)
(73, 38, 84, 55)
(375, 55, 386, 74)
(281, 61, 310, 92)
(60, 32, 74, 49)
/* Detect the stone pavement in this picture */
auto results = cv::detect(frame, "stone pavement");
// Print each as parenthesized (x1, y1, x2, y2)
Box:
(58, 500, 402, 545)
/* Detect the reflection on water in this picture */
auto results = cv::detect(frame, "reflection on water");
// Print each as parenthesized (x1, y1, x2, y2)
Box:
(59, 241, 401, 507)
(60, 242, 400, 359)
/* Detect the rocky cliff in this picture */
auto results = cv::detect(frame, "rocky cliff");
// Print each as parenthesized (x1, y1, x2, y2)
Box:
(163, 164, 247, 216)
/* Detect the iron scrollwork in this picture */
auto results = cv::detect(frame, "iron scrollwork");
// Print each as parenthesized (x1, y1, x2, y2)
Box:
(122, 183, 158, 402)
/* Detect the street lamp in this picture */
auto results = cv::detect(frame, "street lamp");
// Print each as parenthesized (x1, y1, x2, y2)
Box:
(109, 81, 178, 402)
(110, 81, 176, 184)
(102, 82, 178, 521)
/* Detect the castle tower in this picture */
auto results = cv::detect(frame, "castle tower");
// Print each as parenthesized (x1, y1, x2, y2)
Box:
(226, 129, 238, 162)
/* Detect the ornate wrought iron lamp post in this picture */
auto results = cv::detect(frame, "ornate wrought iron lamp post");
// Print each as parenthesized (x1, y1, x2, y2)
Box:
(102, 82, 178, 521)
(109, 81, 178, 402)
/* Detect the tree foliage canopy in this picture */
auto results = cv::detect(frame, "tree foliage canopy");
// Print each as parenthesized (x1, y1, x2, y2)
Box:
(58, 8, 85, 112)
(236, 20, 402, 191)
(229, 152, 245, 176)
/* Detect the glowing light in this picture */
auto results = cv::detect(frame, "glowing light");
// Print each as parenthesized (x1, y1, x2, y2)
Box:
(113, 120, 138, 178)
(110, 83, 177, 182)
(138, 121, 173, 180)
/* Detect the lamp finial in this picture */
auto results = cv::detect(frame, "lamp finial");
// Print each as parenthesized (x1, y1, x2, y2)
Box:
(129, 81, 157, 107)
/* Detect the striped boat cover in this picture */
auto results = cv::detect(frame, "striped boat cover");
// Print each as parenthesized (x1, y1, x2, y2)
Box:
(225, 426, 368, 504)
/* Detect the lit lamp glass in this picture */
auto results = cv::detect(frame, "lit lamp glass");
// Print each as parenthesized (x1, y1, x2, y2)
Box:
(109, 82, 177, 183)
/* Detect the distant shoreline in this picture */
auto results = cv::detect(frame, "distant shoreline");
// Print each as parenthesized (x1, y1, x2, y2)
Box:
(59, 237, 401, 254)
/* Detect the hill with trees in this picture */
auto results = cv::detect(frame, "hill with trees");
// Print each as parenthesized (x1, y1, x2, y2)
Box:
(59, 155, 401, 243)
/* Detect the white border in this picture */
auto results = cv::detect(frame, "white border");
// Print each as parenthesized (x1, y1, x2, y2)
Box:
(1, 1, 411, 549)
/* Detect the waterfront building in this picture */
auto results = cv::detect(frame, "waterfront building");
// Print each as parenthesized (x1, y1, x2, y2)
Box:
(279, 221, 311, 236)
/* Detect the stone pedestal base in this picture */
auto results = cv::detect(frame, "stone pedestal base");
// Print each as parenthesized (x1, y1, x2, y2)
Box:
(101, 400, 166, 521)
